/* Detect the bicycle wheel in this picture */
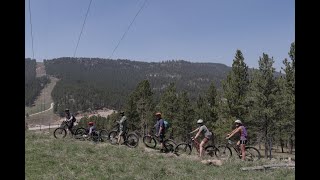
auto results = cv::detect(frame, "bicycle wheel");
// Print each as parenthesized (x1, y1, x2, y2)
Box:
(174, 143, 192, 156)
(245, 147, 261, 161)
(53, 128, 67, 139)
(164, 139, 176, 153)
(217, 145, 232, 159)
(125, 133, 139, 148)
(108, 130, 119, 145)
(99, 129, 109, 142)
(75, 127, 86, 135)
(205, 145, 219, 158)
(142, 135, 156, 148)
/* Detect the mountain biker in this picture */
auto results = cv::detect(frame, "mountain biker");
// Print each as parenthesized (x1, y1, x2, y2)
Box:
(226, 119, 247, 160)
(83, 121, 97, 138)
(65, 109, 76, 135)
(154, 112, 166, 152)
(190, 119, 213, 158)
(117, 111, 127, 145)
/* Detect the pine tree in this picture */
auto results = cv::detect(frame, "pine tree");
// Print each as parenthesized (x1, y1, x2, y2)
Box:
(250, 53, 278, 158)
(222, 50, 250, 121)
(206, 82, 219, 130)
(125, 80, 154, 132)
(176, 91, 195, 140)
(159, 83, 179, 130)
(281, 42, 295, 153)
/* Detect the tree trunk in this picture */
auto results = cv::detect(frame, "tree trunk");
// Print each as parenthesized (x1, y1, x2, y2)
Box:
(280, 138, 284, 153)
(289, 134, 294, 154)
(269, 137, 272, 160)
(264, 122, 268, 159)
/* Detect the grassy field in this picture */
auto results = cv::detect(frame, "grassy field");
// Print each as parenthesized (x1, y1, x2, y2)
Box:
(25, 131, 295, 180)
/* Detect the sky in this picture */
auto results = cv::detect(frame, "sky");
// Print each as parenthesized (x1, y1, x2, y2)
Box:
(25, 0, 295, 71)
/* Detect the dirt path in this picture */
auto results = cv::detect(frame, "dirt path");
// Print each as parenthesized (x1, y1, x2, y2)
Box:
(26, 103, 54, 117)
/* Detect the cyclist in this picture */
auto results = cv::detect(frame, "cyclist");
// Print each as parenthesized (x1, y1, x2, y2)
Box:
(117, 111, 127, 145)
(65, 109, 76, 135)
(154, 112, 166, 152)
(190, 119, 213, 158)
(226, 119, 247, 160)
(83, 121, 97, 138)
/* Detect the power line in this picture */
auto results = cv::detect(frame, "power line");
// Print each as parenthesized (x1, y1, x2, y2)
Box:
(73, 0, 93, 58)
(28, 0, 35, 60)
(108, 0, 148, 59)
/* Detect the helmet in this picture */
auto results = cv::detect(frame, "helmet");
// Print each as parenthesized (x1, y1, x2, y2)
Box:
(120, 111, 125, 115)
(155, 112, 161, 116)
(65, 109, 70, 112)
(197, 119, 204, 124)
(88, 122, 94, 125)
(235, 119, 242, 124)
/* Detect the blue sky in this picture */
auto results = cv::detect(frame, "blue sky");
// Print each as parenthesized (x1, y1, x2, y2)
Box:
(25, 0, 295, 71)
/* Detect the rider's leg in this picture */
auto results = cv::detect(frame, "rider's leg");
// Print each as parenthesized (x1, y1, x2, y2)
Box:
(68, 123, 74, 135)
(240, 141, 246, 160)
(200, 138, 209, 157)
(236, 140, 241, 152)
(117, 131, 123, 144)
(159, 134, 164, 152)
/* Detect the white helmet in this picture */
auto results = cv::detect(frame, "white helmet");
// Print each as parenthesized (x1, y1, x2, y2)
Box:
(197, 119, 204, 124)
(235, 119, 242, 124)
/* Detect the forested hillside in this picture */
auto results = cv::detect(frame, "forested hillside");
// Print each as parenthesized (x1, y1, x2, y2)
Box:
(25, 58, 50, 106)
(44, 58, 232, 116)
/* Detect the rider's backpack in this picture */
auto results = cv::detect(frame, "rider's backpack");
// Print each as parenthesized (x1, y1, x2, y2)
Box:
(163, 120, 170, 129)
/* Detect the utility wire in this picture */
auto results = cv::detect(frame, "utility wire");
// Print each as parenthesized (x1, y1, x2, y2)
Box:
(108, 0, 148, 59)
(28, 0, 35, 60)
(73, 0, 93, 58)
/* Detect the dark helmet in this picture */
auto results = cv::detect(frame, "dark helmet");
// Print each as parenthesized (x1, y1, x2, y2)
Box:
(120, 111, 125, 115)
(65, 109, 70, 113)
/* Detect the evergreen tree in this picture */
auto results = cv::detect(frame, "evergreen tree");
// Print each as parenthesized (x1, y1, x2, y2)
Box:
(159, 83, 179, 130)
(222, 50, 250, 120)
(176, 91, 195, 140)
(250, 53, 278, 158)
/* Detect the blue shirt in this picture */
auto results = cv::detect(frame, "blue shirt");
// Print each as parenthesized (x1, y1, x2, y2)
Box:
(155, 118, 165, 135)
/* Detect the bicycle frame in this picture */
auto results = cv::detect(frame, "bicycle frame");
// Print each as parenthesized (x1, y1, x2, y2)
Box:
(226, 140, 242, 155)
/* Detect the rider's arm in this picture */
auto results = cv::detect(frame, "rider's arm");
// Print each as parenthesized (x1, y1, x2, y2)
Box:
(190, 127, 199, 134)
(194, 130, 201, 139)
(227, 127, 241, 139)
(227, 128, 238, 136)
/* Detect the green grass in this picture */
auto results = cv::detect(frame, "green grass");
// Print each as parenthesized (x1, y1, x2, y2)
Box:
(26, 131, 295, 180)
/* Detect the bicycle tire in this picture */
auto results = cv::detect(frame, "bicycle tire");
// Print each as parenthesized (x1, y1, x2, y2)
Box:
(174, 143, 192, 156)
(245, 147, 261, 161)
(75, 127, 86, 136)
(204, 145, 219, 157)
(142, 135, 157, 148)
(108, 130, 119, 145)
(125, 133, 139, 148)
(217, 145, 232, 159)
(164, 139, 176, 153)
(53, 128, 67, 139)
(99, 129, 109, 142)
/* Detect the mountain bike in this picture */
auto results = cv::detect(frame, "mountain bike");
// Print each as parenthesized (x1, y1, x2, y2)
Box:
(142, 128, 177, 153)
(75, 128, 109, 142)
(53, 121, 86, 139)
(174, 134, 220, 158)
(108, 123, 139, 148)
(218, 139, 261, 161)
